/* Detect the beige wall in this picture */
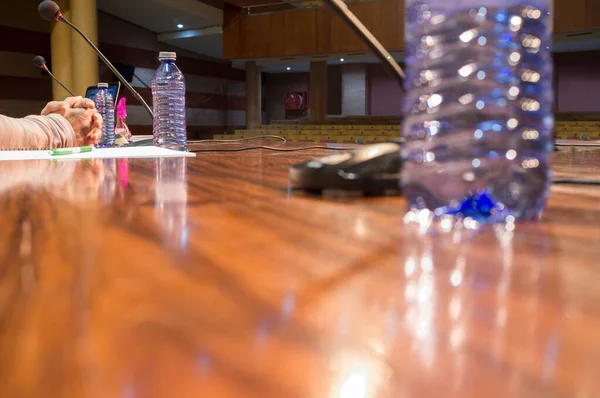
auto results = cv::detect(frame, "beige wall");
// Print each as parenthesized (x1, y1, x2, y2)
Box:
(341, 64, 368, 116)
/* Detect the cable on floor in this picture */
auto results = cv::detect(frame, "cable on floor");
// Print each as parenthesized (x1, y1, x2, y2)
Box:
(190, 145, 355, 153)
(188, 138, 599, 184)
(190, 135, 353, 152)
(193, 135, 287, 144)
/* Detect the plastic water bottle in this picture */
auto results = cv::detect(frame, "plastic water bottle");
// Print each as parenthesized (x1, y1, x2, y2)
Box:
(152, 52, 187, 151)
(402, 0, 554, 223)
(94, 83, 115, 147)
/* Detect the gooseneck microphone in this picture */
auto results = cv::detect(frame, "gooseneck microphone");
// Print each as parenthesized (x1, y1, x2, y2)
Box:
(323, 0, 405, 87)
(38, 0, 154, 119)
(33, 55, 75, 96)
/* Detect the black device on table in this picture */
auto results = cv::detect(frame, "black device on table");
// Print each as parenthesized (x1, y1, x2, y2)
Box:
(289, 142, 402, 195)
(289, 0, 405, 195)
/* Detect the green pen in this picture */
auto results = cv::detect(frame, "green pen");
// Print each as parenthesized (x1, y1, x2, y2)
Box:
(50, 146, 94, 156)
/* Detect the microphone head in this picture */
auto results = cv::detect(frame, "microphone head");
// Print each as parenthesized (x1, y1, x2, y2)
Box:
(38, 0, 61, 21)
(33, 56, 46, 68)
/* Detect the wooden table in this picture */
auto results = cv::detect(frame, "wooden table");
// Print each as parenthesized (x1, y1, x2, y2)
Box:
(0, 146, 598, 398)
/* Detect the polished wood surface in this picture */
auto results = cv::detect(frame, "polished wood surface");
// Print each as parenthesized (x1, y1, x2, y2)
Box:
(0, 147, 598, 398)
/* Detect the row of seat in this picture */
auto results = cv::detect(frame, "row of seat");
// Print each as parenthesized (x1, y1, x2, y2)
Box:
(212, 122, 600, 142)
(555, 121, 600, 140)
(214, 125, 400, 143)
(251, 125, 401, 131)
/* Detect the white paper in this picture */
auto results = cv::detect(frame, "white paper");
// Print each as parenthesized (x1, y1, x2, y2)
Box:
(0, 146, 196, 161)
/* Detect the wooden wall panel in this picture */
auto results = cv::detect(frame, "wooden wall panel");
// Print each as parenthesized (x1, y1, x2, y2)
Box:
(314, 7, 332, 55)
(553, 0, 600, 33)
(223, 5, 242, 60)
(282, 10, 321, 56)
(238, 15, 273, 58)
(382, 0, 404, 49)
(585, 0, 600, 30)
(223, 0, 404, 59)
(554, 0, 587, 33)
(226, 0, 600, 58)
(267, 13, 288, 56)
(329, 4, 376, 53)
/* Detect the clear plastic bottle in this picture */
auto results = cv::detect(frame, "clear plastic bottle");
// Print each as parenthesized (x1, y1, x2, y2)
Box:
(402, 0, 554, 222)
(152, 52, 187, 151)
(94, 83, 115, 147)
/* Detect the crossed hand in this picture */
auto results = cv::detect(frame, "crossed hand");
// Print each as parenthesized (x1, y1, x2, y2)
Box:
(42, 96, 104, 146)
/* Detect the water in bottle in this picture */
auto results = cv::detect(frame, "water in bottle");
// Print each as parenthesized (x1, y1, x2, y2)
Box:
(94, 83, 115, 147)
(402, 0, 554, 223)
(152, 52, 187, 151)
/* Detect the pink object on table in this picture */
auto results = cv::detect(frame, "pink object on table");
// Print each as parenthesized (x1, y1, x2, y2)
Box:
(115, 97, 132, 140)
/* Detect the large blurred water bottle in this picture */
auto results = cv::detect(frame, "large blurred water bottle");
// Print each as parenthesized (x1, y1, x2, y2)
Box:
(152, 52, 187, 151)
(402, 0, 554, 222)
(94, 83, 115, 147)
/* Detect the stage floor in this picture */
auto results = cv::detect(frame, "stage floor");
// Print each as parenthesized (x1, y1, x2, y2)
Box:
(0, 144, 598, 397)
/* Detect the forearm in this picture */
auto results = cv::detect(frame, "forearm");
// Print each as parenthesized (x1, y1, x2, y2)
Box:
(0, 114, 76, 149)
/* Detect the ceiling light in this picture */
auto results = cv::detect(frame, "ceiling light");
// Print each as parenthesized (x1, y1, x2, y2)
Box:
(177, 24, 184, 29)
(340, 58, 345, 62)
(286, 67, 291, 70)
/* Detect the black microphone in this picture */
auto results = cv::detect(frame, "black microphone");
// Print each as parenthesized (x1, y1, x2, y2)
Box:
(38, 0, 154, 119)
(33, 55, 75, 97)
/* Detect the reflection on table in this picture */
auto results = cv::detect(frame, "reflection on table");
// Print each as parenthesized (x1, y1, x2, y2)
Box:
(0, 148, 597, 398)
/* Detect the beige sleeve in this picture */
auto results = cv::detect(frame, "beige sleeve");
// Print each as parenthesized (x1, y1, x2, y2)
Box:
(0, 114, 77, 150)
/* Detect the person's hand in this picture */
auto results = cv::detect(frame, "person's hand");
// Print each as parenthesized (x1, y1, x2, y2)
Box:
(62, 108, 103, 146)
(41, 96, 96, 117)
(41, 96, 103, 145)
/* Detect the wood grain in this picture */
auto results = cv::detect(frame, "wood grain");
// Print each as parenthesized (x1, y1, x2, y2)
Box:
(329, 0, 404, 53)
(224, 0, 600, 58)
(223, 0, 405, 59)
(0, 148, 598, 398)
(554, 0, 587, 33)
(585, 0, 600, 30)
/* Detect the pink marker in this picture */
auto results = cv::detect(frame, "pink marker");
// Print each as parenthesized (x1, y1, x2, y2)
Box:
(115, 97, 132, 141)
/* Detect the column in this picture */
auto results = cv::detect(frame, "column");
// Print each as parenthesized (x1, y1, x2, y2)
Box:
(309, 61, 327, 122)
(50, 0, 73, 100)
(341, 64, 368, 116)
(71, 0, 99, 97)
(245, 61, 262, 128)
